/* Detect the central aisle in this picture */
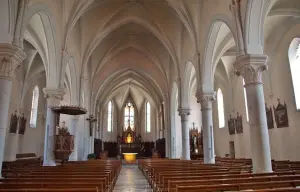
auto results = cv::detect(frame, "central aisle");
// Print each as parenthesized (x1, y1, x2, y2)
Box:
(113, 165, 153, 192)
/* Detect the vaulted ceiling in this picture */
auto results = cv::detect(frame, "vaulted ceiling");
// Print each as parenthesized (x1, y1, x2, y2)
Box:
(76, 0, 196, 110)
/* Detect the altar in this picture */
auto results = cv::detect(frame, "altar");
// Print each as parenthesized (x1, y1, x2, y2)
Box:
(122, 153, 138, 163)
(117, 118, 141, 162)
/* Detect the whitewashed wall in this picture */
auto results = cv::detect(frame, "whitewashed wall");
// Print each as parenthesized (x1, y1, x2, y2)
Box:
(18, 76, 46, 157)
(213, 25, 300, 161)
(189, 93, 202, 131)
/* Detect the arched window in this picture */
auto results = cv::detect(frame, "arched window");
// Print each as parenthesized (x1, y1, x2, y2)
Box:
(217, 88, 225, 128)
(107, 101, 113, 132)
(243, 79, 249, 121)
(289, 38, 300, 110)
(124, 102, 134, 131)
(30, 86, 39, 128)
(145, 102, 151, 132)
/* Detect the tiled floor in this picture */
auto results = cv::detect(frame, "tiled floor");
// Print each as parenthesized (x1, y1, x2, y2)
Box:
(113, 165, 153, 192)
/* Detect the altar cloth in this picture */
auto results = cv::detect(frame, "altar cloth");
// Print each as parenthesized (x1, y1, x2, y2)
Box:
(122, 153, 138, 162)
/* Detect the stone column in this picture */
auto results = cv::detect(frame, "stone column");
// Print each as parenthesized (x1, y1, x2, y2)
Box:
(43, 88, 65, 166)
(0, 44, 25, 177)
(196, 90, 216, 164)
(234, 54, 272, 173)
(69, 115, 79, 161)
(178, 108, 190, 160)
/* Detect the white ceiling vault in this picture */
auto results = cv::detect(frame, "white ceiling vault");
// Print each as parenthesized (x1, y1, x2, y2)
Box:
(77, 0, 197, 111)
(14, 0, 299, 113)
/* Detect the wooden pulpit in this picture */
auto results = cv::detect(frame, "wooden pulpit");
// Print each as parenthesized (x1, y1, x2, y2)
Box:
(54, 127, 74, 161)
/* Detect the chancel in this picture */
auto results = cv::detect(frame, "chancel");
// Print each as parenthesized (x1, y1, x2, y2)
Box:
(117, 102, 142, 163)
(2, 0, 300, 191)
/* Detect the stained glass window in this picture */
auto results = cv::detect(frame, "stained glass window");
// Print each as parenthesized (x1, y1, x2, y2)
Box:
(124, 102, 134, 130)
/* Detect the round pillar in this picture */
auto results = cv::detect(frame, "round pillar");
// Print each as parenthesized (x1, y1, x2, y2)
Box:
(42, 88, 65, 166)
(178, 108, 191, 160)
(234, 54, 272, 173)
(196, 90, 216, 164)
(69, 115, 79, 161)
(0, 44, 25, 177)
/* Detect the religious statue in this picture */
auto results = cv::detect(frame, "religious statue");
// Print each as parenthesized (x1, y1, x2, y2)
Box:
(126, 133, 133, 144)
(86, 114, 97, 136)
(189, 122, 200, 153)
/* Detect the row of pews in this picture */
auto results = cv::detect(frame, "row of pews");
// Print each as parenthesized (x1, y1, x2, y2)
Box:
(139, 158, 300, 192)
(0, 159, 121, 192)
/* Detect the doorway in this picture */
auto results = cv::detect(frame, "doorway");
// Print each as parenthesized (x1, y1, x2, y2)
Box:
(229, 141, 235, 158)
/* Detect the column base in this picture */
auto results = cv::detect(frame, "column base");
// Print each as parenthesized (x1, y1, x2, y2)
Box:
(253, 169, 273, 173)
(180, 157, 191, 160)
(204, 161, 215, 164)
(68, 158, 78, 161)
(43, 160, 56, 166)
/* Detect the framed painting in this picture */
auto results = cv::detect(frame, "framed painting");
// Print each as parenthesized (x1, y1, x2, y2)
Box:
(235, 113, 243, 134)
(273, 99, 289, 128)
(228, 115, 236, 135)
(9, 111, 18, 133)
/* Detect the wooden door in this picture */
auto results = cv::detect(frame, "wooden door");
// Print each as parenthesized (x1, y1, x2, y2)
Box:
(229, 141, 235, 158)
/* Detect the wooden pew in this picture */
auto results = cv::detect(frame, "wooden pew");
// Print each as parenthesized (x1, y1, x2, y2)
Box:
(167, 175, 300, 192)
(175, 180, 300, 192)
(139, 158, 300, 192)
(0, 188, 98, 192)
(0, 159, 121, 192)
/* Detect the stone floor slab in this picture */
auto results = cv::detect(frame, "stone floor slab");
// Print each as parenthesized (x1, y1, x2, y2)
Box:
(113, 165, 153, 192)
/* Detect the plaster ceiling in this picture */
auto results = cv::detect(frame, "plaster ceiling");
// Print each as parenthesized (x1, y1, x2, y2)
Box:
(79, 0, 188, 109)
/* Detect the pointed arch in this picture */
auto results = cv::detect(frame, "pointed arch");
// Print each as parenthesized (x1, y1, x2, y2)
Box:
(181, 61, 196, 108)
(22, 3, 61, 87)
(245, 0, 275, 54)
(203, 15, 237, 91)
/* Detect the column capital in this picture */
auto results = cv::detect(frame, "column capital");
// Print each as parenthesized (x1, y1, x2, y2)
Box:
(234, 54, 268, 85)
(43, 88, 65, 107)
(0, 44, 26, 80)
(195, 89, 216, 110)
(178, 108, 190, 117)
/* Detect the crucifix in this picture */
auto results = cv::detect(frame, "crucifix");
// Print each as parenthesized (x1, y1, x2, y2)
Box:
(86, 114, 96, 137)
(192, 122, 195, 129)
